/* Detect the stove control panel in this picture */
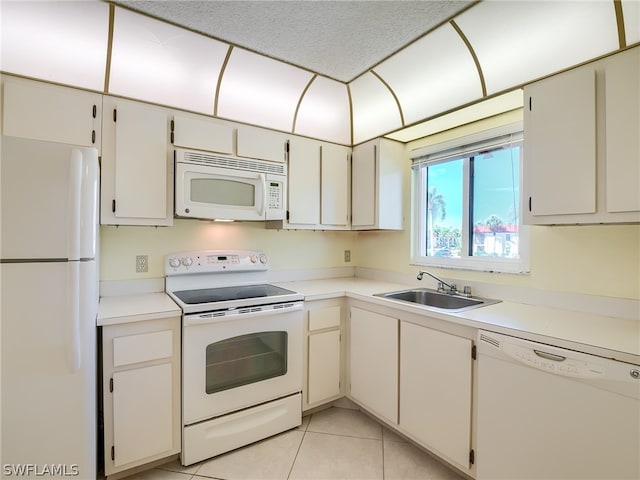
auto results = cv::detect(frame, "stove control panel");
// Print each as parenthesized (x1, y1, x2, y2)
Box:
(165, 250, 269, 275)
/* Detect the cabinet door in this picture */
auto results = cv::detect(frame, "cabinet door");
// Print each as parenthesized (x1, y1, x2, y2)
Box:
(349, 307, 398, 423)
(352, 138, 404, 230)
(605, 47, 640, 213)
(112, 363, 173, 467)
(288, 137, 321, 225)
(173, 114, 234, 154)
(524, 66, 596, 217)
(237, 125, 287, 163)
(308, 330, 341, 405)
(321, 144, 351, 227)
(101, 98, 172, 226)
(351, 141, 376, 228)
(400, 322, 472, 470)
(2, 76, 100, 148)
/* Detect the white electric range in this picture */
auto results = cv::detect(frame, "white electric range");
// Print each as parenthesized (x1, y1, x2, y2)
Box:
(165, 250, 303, 466)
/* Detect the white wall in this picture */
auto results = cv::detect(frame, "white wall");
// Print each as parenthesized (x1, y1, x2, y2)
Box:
(100, 219, 355, 281)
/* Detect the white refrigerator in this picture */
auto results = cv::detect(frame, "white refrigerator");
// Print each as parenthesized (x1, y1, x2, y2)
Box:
(1, 136, 99, 479)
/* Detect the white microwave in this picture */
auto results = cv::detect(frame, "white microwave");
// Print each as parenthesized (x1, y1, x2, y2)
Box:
(175, 149, 287, 221)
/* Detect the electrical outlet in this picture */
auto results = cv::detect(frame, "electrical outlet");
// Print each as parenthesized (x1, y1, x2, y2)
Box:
(344, 250, 351, 262)
(136, 255, 148, 273)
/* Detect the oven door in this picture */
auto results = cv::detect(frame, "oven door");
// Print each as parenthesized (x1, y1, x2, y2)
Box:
(175, 161, 266, 221)
(182, 303, 303, 425)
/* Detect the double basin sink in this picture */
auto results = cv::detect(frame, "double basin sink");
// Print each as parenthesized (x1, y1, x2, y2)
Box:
(374, 288, 500, 312)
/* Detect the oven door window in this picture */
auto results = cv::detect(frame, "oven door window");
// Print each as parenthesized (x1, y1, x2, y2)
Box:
(205, 331, 287, 394)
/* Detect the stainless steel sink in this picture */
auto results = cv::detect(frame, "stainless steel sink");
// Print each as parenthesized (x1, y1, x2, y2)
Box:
(374, 288, 500, 312)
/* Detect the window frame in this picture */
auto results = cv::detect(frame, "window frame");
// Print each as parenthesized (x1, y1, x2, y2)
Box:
(410, 122, 530, 274)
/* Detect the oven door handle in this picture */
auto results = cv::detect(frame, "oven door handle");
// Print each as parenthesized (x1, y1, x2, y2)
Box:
(183, 302, 304, 326)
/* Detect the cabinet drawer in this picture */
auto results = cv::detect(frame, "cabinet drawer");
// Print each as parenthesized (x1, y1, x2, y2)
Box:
(113, 330, 173, 367)
(309, 306, 341, 331)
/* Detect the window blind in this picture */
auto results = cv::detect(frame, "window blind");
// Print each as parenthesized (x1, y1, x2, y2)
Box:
(411, 122, 523, 168)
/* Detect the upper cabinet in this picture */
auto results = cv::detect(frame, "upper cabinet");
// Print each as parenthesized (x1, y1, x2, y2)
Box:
(523, 46, 640, 225)
(172, 114, 234, 155)
(283, 136, 405, 231)
(351, 138, 405, 230)
(1, 75, 101, 149)
(604, 47, 640, 214)
(287, 136, 321, 226)
(274, 138, 351, 231)
(320, 143, 351, 229)
(101, 97, 173, 226)
(237, 125, 288, 163)
(523, 66, 596, 218)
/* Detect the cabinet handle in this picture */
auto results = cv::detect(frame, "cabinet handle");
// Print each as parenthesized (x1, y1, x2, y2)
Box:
(529, 97, 532, 111)
(113, 108, 117, 122)
(91, 130, 96, 144)
(92, 104, 97, 118)
(112, 199, 116, 213)
(528, 197, 532, 212)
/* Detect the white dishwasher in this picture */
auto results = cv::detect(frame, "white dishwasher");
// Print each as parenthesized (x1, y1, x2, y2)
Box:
(476, 330, 640, 480)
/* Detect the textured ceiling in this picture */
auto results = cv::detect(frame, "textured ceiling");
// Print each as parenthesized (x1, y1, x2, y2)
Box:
(111, 0, 474, 82)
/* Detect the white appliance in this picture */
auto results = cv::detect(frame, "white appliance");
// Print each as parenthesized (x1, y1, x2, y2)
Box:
(1, 136, 99, 479)
(165, 250, 303, 466)
(476, 330, 640, 480)
(174, 149, 287, 221)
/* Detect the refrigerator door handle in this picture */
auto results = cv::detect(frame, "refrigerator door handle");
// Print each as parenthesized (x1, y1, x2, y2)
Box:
(67, 150, 83, 261)
(68, 261, 81, 373)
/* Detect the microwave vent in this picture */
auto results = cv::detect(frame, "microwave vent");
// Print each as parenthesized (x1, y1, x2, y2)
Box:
(181, 151, 286, 175)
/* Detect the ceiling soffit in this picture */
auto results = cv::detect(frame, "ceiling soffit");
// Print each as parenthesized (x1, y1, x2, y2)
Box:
(109, 7, 230, 114)
(111, 0, 474, 83)
(1, 1, 638, 145)
(352, 0, 629, 144)
(217, 48, 314, 133)
(294, 76, 351, 146)
(0, 1, 110, 91)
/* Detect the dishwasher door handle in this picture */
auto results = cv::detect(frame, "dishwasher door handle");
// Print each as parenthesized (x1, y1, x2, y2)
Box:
(534, 349, 567, 362)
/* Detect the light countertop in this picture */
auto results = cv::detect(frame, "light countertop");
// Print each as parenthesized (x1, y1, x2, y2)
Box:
(97, 277, 640, 364)
(97, 292, 181, 326)
(275, 277, 640, 364)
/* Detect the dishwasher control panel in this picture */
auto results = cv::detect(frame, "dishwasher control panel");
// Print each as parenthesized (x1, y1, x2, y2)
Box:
(500, 341, 606, 378)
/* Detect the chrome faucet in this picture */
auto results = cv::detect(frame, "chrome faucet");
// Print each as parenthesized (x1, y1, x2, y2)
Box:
(417, 270, 457, 294)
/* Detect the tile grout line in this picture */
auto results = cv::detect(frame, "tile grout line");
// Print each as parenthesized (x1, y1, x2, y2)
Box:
(287, 416, 311, 479)
(305, 430, 383, 442)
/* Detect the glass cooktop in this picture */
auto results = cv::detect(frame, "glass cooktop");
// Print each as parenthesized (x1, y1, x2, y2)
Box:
(173, 284, 297, 305)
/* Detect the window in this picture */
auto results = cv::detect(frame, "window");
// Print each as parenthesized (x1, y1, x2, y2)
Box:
(411, 123, 529, 274)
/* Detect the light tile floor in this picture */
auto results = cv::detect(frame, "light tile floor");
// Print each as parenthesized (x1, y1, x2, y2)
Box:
(124, 407, 467, 480)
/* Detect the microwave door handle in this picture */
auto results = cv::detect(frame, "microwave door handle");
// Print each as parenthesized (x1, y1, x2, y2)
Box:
(258, 173, 266, 217)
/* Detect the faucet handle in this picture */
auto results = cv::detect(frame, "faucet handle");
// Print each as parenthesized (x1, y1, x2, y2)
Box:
(449, 283, 457, 294)
(437, 282, 446, 292)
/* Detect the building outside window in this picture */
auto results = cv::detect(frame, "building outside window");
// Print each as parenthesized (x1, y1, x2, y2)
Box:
(411, 122, 529, 274)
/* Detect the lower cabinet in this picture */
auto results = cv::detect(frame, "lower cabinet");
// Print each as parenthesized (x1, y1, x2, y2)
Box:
(101, 317, 181, 477)
(304, 300, 343, 410)
(399, 321, 474, 471)
(348, 306, 398, 424)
